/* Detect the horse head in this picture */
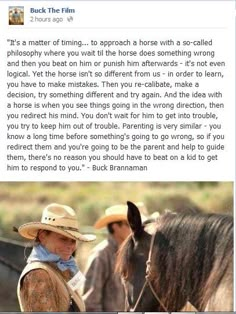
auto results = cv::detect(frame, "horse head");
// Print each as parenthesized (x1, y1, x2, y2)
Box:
(117, 201, 165, 311)
(117, 201, 233, 312)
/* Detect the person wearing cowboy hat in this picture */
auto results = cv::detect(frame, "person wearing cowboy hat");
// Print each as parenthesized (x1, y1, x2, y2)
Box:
(82, 202, 147, 312)
(16, 203, 96, 312)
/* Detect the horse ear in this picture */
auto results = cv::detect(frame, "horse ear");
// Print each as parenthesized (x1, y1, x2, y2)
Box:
(127, 201, 143, 238)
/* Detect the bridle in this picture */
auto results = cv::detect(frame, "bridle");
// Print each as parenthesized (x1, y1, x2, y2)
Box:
(122, 232, 168, 312)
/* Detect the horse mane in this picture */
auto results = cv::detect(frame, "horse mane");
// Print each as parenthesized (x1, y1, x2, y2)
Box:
(116, 212, 233, 311)
(152, 213, 233, 310)
(116, 232, 136, 279)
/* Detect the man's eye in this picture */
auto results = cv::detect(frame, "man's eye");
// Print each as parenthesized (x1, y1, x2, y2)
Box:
(59, 237, 67, 241)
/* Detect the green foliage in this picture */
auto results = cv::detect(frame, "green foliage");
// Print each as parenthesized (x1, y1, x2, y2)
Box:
(0, 182, 233, 241)
(0, 181, 233, 272)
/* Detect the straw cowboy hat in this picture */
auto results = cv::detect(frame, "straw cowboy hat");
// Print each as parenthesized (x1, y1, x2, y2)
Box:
(94, 202, 147, 229)
(17, 203, 96, 242)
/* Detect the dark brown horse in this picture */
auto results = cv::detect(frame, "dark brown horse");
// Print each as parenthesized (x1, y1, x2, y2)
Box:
(116, 201, 233, 312)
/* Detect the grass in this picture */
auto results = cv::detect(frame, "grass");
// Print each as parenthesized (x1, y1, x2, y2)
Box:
(0, 181, 233, 239)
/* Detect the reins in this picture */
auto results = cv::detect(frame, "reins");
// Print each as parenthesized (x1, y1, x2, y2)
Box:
(124, 232, 168, 312)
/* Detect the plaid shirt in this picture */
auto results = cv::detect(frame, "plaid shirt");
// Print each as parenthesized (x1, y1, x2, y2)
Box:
(82, 235, 125, 311)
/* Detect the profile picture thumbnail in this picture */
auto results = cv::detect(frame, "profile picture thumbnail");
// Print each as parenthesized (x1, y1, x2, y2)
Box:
(9, 6, 24, 25)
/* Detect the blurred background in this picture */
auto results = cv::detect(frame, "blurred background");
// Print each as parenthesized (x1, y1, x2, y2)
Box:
(0, 181, 233, 311)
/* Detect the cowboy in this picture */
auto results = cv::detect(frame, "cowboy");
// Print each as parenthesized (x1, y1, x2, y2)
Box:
(82, 202, 147, 312)
(16, 203, 96, 312)
(11, 8, 21, 24)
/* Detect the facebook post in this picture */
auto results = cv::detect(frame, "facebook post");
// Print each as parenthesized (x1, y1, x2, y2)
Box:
(0, 0, 235, 181)
(0, 0, 235, 313)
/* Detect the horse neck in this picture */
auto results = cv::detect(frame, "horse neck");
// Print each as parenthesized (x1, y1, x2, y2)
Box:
(152, 221, 205, 310)
(152, 213, 232, 311)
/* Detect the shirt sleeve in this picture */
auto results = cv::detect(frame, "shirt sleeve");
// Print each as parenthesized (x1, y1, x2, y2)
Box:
(82, 253, 109, 312)
(21, 269, 59, 311)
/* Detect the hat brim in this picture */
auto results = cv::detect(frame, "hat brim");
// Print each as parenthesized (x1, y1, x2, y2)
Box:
(94, 214, 127, 229)
(18, 222, 96, 242)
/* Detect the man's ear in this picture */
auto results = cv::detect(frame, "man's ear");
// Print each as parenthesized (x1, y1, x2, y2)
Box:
(38, 230, 47, 244)
(111, 222, 118, 232)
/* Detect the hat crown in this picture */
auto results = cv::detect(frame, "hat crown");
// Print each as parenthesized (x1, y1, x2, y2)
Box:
(41, 203, 79, 229)
(105, 204, 127, 216)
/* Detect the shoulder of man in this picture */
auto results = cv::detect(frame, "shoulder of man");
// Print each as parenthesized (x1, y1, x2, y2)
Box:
(85, 239, 113, 271)
(91, 239, 109, 254)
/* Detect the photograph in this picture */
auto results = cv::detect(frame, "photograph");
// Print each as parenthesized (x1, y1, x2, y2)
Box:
(8, 6, 24, 25)
(0, 181, 233, 312)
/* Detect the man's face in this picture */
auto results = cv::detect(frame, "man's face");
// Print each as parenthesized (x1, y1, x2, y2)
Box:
(113, 221, 131, 243)
(39, 231, 77, 260)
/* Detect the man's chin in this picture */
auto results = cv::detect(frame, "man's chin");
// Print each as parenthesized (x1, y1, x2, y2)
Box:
(60, 254, 71, 261)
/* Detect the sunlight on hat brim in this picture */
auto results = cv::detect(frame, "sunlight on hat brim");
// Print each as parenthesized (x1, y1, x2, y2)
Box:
(18, 222, 96, 242)
(94, 214, 127, 229)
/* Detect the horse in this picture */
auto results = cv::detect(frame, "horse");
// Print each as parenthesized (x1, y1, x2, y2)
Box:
(116, 201, 233, 312)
